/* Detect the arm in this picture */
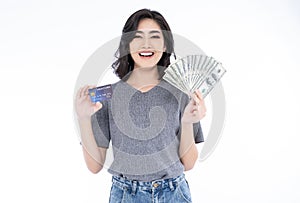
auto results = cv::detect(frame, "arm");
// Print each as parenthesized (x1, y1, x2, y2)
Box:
(179, 122, 198, 171)
(75, 85, 107, 174)
(180, 90, 206, 171)
(78, 117, 107, 174)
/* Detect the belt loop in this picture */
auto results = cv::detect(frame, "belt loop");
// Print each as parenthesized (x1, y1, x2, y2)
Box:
(131, 180, 137, 195)
(169, 180, 174, 191)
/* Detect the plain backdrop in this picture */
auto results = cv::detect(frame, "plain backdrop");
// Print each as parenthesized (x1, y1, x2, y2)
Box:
(0, 0, 299, 202)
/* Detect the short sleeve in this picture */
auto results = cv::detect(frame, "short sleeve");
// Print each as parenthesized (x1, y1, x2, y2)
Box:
(180, 94, 204, 144)
(193, 121, 204, 144)
(91, 100, 111, 148)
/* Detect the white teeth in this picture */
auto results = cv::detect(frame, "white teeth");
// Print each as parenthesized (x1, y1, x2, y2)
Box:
(139, 52, 153, 56)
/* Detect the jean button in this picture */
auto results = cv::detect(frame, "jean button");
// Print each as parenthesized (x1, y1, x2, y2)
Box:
(153, 183, 159, 188)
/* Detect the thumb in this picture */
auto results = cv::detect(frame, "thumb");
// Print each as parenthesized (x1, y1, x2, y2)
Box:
(93, 102, 103, 112)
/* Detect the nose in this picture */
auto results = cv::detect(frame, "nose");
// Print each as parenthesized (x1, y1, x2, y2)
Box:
(142, 37, 151, 49)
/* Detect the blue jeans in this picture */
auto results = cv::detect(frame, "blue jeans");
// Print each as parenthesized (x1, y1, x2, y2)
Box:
(109, 173, 192, 203)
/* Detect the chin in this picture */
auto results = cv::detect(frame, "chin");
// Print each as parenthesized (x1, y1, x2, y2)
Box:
(134, 64, 158, 70)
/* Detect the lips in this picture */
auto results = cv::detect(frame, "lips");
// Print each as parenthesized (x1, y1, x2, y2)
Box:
(138, 51, 154, 57)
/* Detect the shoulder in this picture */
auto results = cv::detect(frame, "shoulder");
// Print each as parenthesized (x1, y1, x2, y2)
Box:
(111, 80, 123, 89)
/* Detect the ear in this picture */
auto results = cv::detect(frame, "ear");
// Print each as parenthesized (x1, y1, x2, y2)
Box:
(163, 46, 167, 52)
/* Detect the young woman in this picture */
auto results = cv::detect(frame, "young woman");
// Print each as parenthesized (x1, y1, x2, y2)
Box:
(75, 9, 206, 203)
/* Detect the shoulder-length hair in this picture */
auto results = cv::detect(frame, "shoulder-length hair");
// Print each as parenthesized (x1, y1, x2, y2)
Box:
(112, 9, 175, 79)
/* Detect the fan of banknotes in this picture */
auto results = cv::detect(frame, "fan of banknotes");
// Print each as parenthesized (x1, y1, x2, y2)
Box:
(163, 55, 226, 98)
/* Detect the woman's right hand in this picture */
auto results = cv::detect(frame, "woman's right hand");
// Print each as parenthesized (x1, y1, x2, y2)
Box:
(75, 85, 102, 119)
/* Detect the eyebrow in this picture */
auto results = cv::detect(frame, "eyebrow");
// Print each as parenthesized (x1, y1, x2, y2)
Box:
(135, 30, 162, 34)
(149, 30, 161, 34)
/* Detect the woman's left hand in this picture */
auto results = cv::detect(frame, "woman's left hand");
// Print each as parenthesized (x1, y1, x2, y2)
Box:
(181, 90, 206, 124)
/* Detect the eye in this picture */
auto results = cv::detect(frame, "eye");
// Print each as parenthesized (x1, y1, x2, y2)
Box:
(150, 35, 161, 39)
(133, 35, 142, 39)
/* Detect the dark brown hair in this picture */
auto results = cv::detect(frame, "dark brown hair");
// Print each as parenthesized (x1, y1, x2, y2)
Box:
(112, 9, 175, 79)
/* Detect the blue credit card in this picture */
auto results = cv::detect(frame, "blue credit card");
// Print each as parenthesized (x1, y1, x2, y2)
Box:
(88, 84, 113, 103)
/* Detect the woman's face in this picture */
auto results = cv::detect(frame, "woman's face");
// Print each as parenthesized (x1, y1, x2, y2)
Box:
(129, 18, 166, 69)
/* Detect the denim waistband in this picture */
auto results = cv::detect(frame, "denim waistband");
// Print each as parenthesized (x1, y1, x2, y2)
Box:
(112, 174, 185, 195)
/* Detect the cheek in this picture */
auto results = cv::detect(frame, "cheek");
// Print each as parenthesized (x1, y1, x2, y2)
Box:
(150, 39, 165, 51)
(129, 44, 136, 54)
(156, 52, 164, 61)
(129, 40, 141, 54)
(130, 53, 139, 63)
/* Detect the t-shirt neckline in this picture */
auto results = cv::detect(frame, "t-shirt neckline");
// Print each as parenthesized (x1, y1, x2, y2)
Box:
(121, 79, 165, 94)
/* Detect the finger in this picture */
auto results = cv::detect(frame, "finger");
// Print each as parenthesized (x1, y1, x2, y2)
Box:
(199, 106, 207, 118)
(76, 87, 83, 99)
(193, 108, 206, 119)
(195, 89, 204, 101)
(188, 104, 198, 114)
(82, 85, 91, 97)
(201, 102, 207, 113)
(94, 101, 103, 112)
(79, 85, 87, 98)
(88, 84, 97, 89)
(196, 103, 206, 116)
(190, 93, 200, 105)
(78, 86, 88, 100)
(87, 85, 97, 97)
(87, 84, 98, 93)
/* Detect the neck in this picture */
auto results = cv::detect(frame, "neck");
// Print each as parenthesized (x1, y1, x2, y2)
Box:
(127, 66, 160, 86)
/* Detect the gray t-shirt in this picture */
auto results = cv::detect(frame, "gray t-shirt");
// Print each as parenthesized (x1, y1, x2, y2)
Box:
(91, 79, 203, 181)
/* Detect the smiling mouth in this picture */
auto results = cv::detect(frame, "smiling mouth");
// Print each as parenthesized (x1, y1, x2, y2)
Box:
(139, 52, 154, 57)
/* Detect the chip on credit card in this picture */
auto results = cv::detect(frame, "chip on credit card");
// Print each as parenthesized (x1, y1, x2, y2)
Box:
(88, 84, 112, 103)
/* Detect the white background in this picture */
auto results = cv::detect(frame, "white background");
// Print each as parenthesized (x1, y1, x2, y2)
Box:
(1, 0, 299, 202)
